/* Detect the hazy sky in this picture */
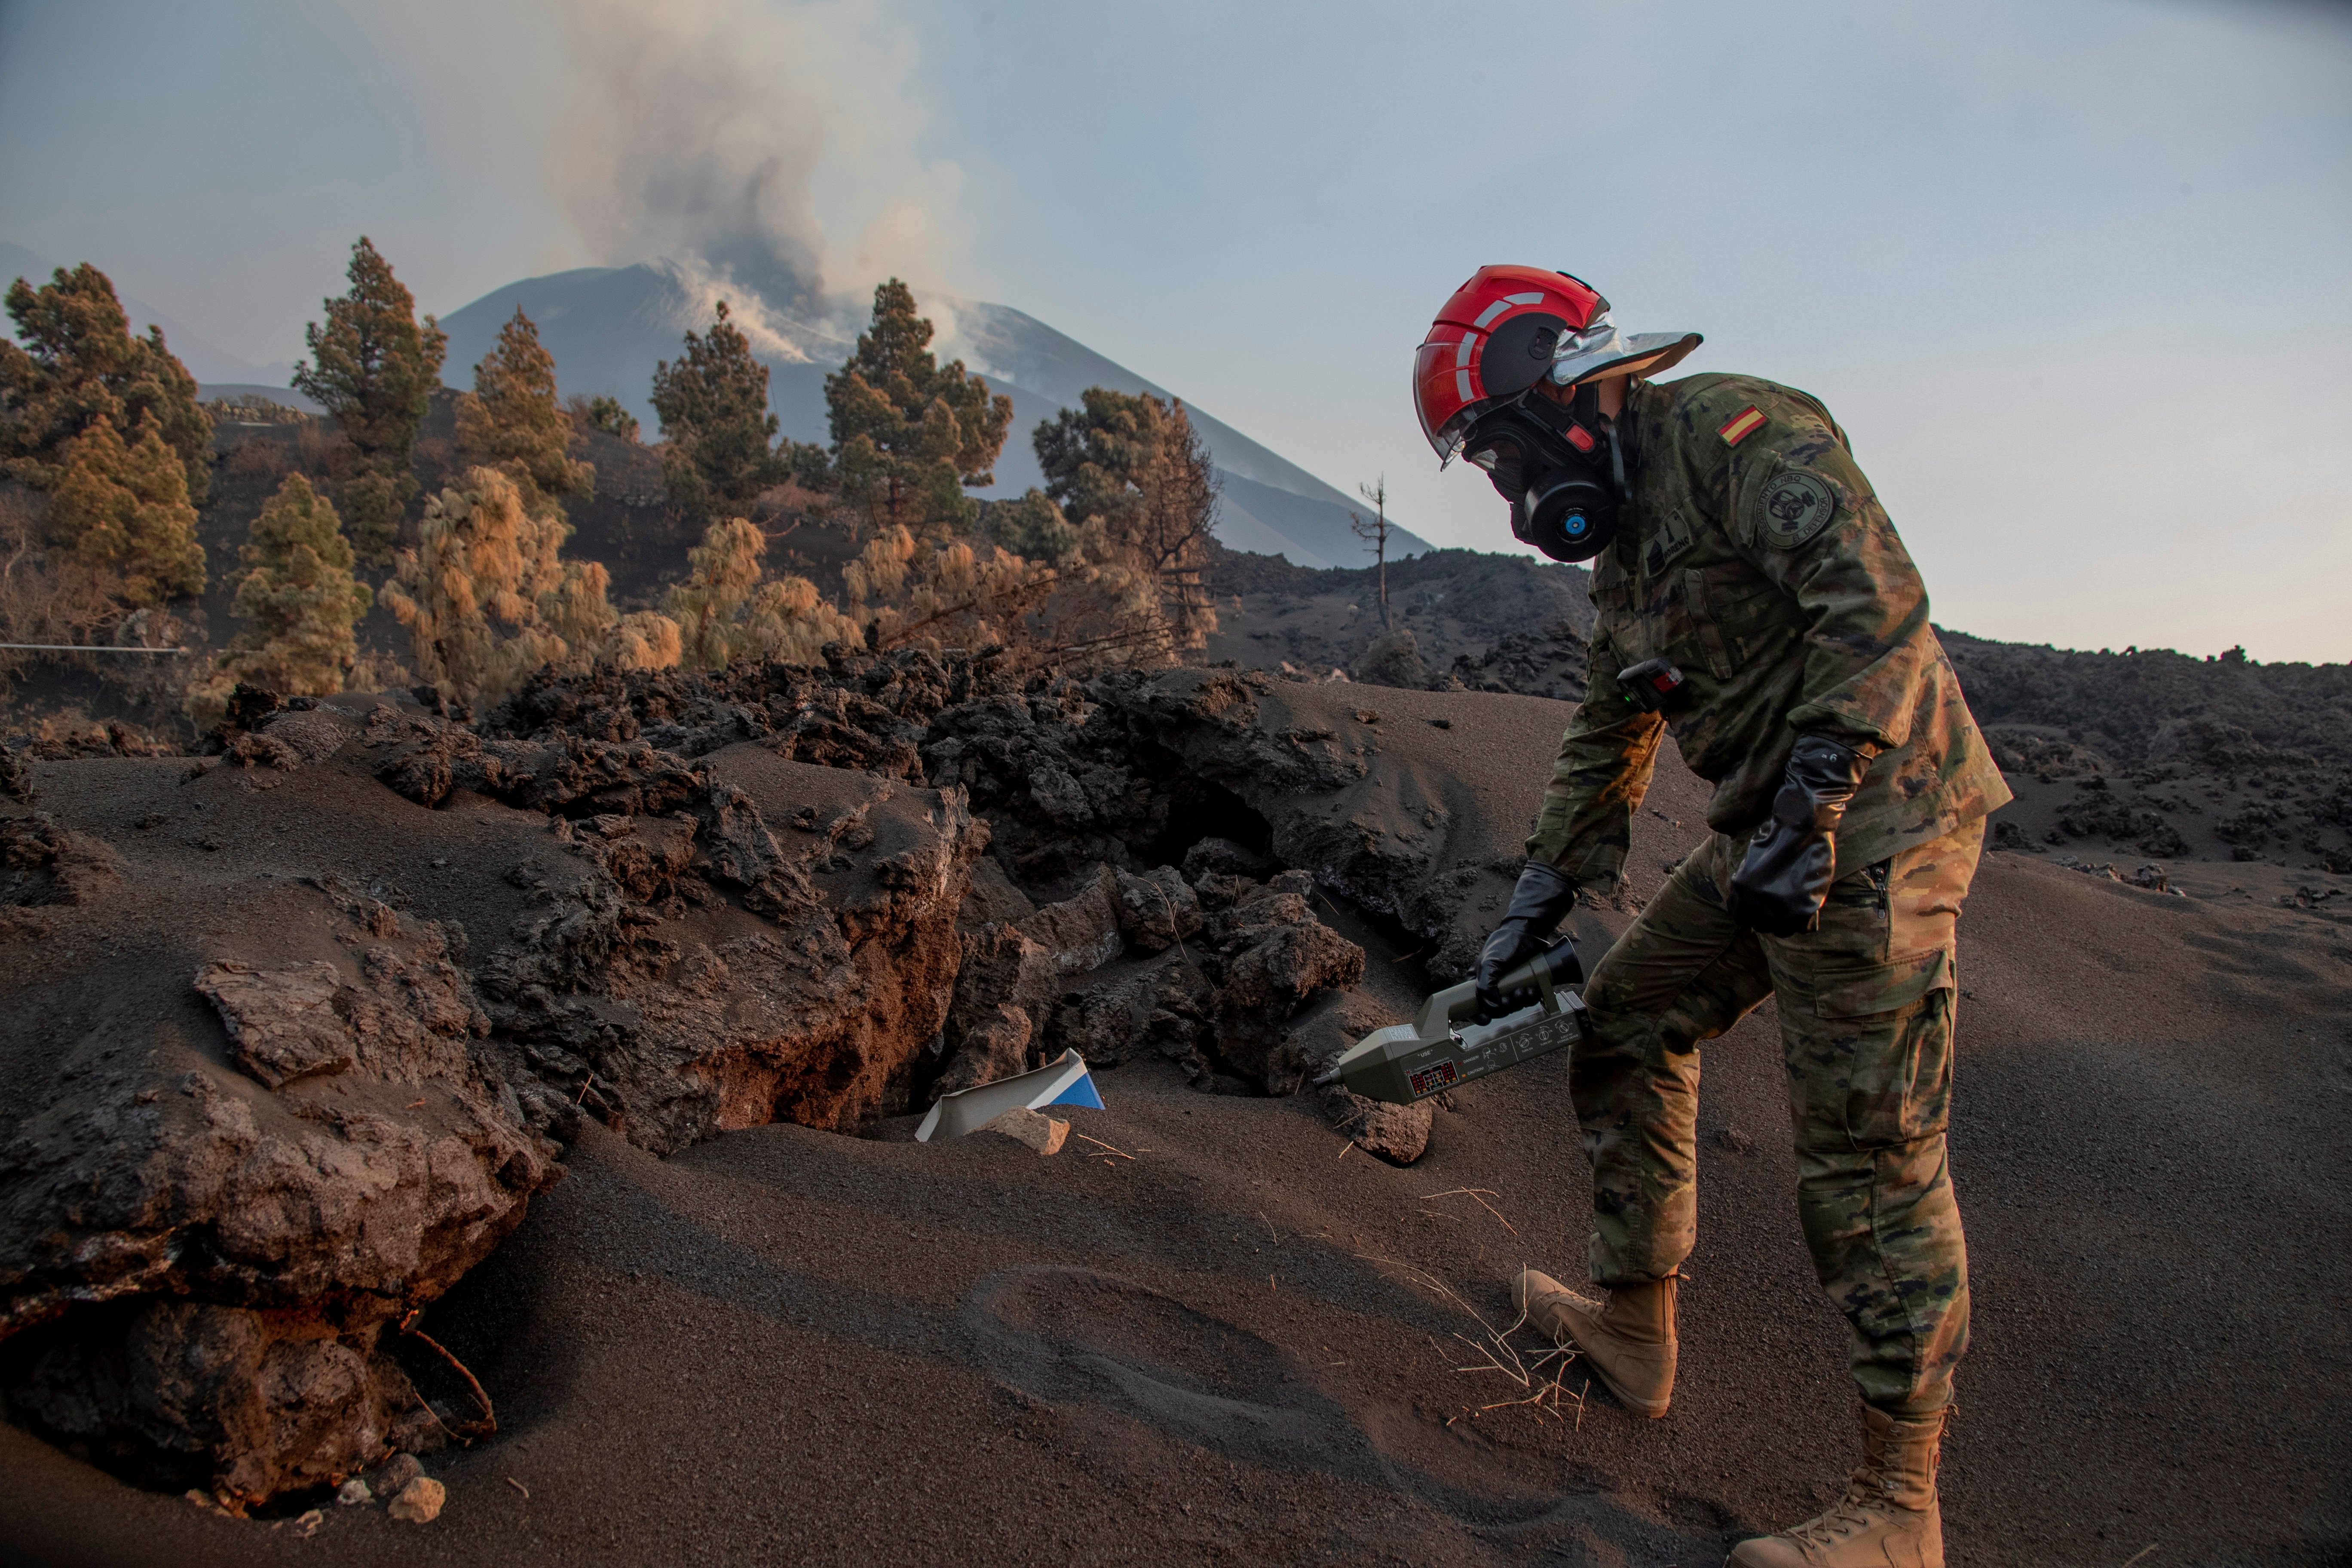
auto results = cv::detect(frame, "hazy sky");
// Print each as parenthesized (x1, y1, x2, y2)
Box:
(3, 0, 2347, 661)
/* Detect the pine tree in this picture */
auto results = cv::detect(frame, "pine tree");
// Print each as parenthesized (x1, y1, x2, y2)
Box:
(822, 280, 1011, 540)
(0, 263, 211, 504)
(842, 524, 1055, 656)
(456, 307, 594, 514)
(185, 474, 373, 722)
(666, 518, 764, 668)
(987, 489, 1079, 563)
(664, 517, 858, 669)
(606, 610, 682, 671)
(293, 237, 447, 565)
(582, 395, 639, 443)
(380, 466, 621, 705)
(650, 300, 787, 517)
(1033, 389, 1219, 650)
(223, 474, 371, 687)
(48, 413, 206, 607)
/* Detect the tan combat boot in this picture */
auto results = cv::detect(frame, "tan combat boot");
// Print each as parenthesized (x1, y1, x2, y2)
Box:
(1728, 1404, 1946, 1568)
(1512, 1268, 1676, 1418)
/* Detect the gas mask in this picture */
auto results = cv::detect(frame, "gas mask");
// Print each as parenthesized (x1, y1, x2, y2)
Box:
(1462, 381, 1630, 563)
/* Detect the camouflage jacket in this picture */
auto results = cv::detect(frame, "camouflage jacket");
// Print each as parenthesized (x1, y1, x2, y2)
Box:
(1528, 373, 2011, 888)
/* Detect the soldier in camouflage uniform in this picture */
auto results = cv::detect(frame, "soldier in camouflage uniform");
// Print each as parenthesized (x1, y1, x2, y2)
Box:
(1412, 266, 2010, 1568)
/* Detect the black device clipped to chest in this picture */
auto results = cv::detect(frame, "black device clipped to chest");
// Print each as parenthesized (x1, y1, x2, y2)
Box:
(1619, 657, 1688, 714)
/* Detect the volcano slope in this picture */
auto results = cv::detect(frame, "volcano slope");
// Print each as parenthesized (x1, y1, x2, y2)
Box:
(0, 660, 2347, 1567)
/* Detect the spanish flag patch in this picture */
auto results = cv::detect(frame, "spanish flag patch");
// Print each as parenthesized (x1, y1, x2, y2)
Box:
(1718, 405, 1766, 447)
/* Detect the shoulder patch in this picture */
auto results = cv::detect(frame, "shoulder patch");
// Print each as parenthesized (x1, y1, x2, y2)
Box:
(1718, 405, 1766, 446)
(1638, 504, 1698, 579)
(1754, 469, 1838, 548)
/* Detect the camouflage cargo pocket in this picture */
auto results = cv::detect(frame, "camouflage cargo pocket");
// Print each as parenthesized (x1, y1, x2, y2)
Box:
(1819, 858, 1891, 922)
(1802, 947, 1957, 1148)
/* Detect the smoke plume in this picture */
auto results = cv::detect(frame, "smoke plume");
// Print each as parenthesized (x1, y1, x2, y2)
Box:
(547, 0, 965, 328)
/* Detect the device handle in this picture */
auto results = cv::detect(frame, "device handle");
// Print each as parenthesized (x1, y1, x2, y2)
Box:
(1413, 938, 1582, 1035)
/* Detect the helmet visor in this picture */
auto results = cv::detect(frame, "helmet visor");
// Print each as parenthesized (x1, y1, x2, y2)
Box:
(1414, 335, 1489, 461)
(1546, 322, 1703, 388)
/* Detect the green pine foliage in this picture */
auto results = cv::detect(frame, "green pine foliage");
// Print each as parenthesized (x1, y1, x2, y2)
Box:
(456, 306, 594, 516)
(650, 300, 787, 517)
(823, 280, 1011, 540)
(48, 412, 206, 607)
(293, 237, 447, 565)
(187, 475, 372, 721)
(0, 263, 211, 505)
(583, 395, 640, 443)
(987, 488, 1079, 562)
(1032, 389, 1219, 650)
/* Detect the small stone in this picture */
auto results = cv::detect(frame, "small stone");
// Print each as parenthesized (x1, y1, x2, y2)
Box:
(1181, 837, 1271, 882)
(1266, 868, 1317, 899)
(1713, 1127, 1754, 1154)
(387, 1476, 445, 1524)
(1324, 1086, 1431, 1164)
(979, 1106, 1068, 1155)
(337, 1478, 374, 1507)
(294, 1508, 324, 1538)
(368, 1452, 424, 1498)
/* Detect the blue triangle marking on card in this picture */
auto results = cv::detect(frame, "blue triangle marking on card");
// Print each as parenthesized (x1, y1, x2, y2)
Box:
(1043, 1072, 1104, 1111)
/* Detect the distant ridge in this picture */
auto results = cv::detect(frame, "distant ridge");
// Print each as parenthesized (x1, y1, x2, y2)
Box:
(1, 239, 295, 387)
(436, 261, 1430, 570)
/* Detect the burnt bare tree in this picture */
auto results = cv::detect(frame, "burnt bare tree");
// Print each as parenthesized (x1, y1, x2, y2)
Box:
(1351, 474, 1394, 628)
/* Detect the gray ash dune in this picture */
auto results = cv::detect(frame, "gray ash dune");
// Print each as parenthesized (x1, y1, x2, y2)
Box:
(1204, 545, 1596, 698)
(0, 649, 1466, 1510)
(2, 645, 2349, 1564)
(1942, 634, 2352, 876)
(1231, 548, 2352, 877)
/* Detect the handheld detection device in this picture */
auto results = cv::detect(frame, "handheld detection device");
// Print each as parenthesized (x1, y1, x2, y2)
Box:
(1315, 940, 1588, 1106)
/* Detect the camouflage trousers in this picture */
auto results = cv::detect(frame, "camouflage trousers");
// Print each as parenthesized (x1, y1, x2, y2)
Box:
(1572, 818, 1984, 1417)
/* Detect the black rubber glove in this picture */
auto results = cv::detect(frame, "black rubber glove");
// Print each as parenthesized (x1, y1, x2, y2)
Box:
(1727, 734, 1871, 937)
(1476, 862, 1579, 1020)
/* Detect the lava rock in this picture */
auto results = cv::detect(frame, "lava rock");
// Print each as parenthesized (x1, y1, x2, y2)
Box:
(1111, 865, 1202, 953)
(1354, 628, 1429, 690)
(1181, 836, 1271, 882)
(937, 923, 1057, 1097)
(1012, 870, 1124, 977)
(195, 960, 358, 1088)
(1046, 952, 1215, 1074)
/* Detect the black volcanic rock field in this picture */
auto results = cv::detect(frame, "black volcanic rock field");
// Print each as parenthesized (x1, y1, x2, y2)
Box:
(1, 640, 2347, 1566)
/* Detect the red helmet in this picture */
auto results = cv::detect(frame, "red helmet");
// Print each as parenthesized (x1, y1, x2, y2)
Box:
(1413, 265, 1702, 462)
